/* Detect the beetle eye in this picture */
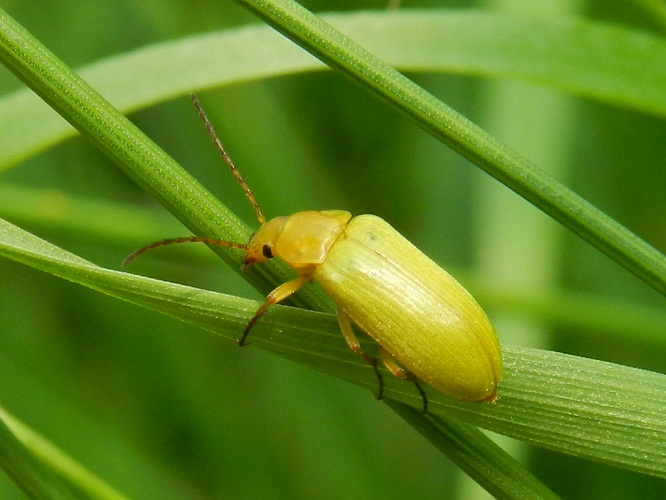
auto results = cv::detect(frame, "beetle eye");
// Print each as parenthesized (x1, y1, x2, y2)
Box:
(262, 245, 274, 259)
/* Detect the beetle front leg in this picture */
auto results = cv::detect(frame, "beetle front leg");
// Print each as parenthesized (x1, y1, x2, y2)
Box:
(238, 275, 310, 346)
(378, 347, 428, 413)
(337, 310, 384, 401)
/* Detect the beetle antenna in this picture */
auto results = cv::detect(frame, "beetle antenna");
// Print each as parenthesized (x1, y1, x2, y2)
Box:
(122, 237, 248, 267)
(190, 93, 266, 226)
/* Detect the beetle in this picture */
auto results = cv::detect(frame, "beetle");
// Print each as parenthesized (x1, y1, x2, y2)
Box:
(124, 94, 502, 411)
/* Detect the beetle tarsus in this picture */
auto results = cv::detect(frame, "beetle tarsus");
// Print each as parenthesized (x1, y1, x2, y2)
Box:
(237, 321, 255, 346)
(413, 379, 428, 414)
(371, 359, 384, 401)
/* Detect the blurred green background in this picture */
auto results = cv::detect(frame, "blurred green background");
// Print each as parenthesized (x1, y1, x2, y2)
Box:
(1, 0, 665, 498)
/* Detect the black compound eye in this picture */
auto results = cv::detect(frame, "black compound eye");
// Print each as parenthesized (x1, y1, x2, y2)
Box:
(262, 245, 273, 259)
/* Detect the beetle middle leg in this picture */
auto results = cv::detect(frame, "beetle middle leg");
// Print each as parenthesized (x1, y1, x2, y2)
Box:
(337, 310, 384, 400)
(378, 348, 428, 413)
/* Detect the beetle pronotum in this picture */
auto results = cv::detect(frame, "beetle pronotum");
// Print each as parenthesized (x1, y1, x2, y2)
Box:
(124, 94, 502, 411)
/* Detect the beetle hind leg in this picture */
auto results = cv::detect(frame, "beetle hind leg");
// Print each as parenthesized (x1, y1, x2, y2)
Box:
(378, 348, 428, 414)
(337, 311, 384, 401)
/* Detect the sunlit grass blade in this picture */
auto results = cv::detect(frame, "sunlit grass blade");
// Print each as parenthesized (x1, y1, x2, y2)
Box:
(386, 401, 558, 499)
(229, 1, 666, 296)
(0, 408, 129, 500)
(3, 11, 666, 171)
(0, 6, 333, 315)
(1, 217, 665, 479)
(1, 5, 665, 496)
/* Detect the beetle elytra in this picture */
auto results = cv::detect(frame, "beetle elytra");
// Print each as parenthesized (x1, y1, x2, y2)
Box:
(124, 94, 502, 411)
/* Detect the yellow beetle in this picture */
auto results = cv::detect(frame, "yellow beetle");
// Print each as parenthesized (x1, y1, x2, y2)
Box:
(125, 95, 502, 410)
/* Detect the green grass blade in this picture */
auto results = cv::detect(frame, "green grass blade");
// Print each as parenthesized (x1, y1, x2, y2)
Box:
(1, 217, 665, 479)
(4, 182, 665, 348)
(3, 4, 665, 292)
(0, 408, 129, 500)
(630, 0, 666, 32)
(0, 6, 333, 315)
(4, 11, 666, 170)
(386, 401, 559, 500)
(1, 5, 665, 494)
(0, 14, 241, 244)
(229, 1, 666, 295)
(0, 408, 87, 499)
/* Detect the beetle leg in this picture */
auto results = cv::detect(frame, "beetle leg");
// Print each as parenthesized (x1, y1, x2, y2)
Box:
(337, 311, 384, 401)
(237, 275, 310, 346)
(379, 348, 428, 414)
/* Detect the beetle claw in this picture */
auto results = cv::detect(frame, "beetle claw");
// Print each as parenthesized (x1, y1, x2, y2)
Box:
(413, 380, 428, 414)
